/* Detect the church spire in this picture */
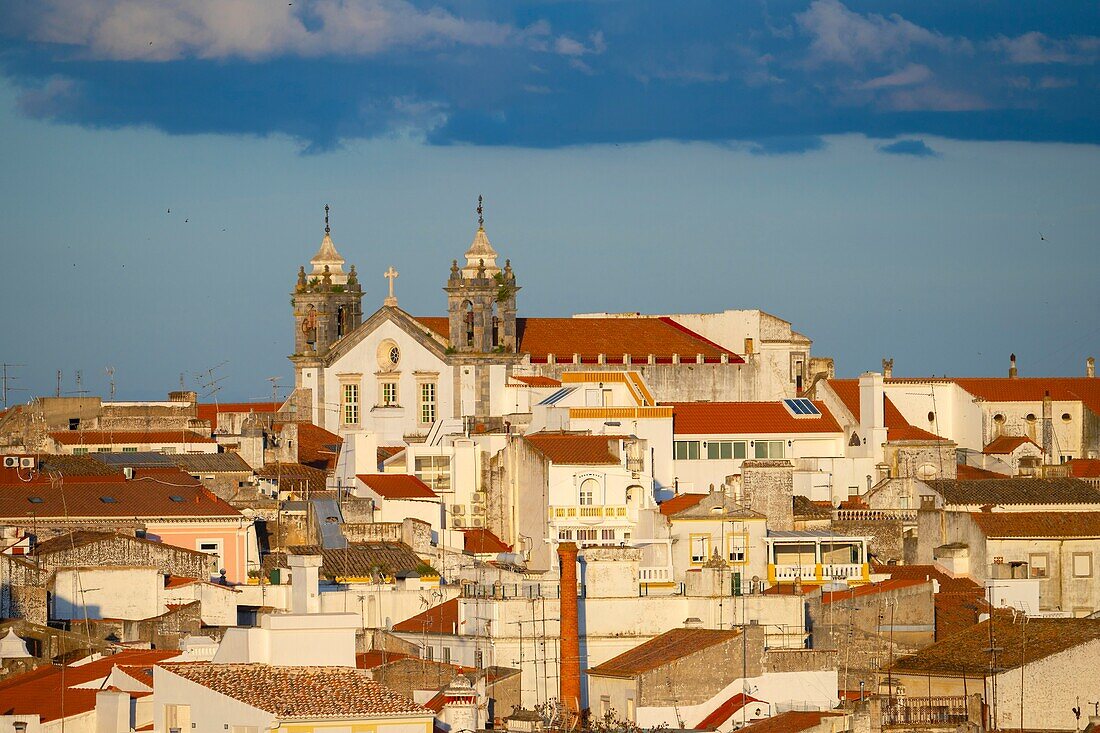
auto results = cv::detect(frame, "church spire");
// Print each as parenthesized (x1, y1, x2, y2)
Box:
(310, 203, 347, 285)
(462, 195, 499, 278)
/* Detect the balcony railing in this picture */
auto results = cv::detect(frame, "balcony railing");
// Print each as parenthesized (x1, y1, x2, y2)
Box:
(769, 563, 869, 583)
(834, 508, 917, 522)
(549, 506, 629, 520)
(639, 566, 671, 582)
(882, 696, 968, 726)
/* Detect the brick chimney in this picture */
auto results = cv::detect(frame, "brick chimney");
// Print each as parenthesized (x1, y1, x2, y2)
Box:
(1009, 353, 1018, 378)
(558, 542, 582, 717)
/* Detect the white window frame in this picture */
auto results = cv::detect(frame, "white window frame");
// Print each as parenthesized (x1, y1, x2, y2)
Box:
(419, 381, 437, 425)
(690, 534, 710, 564)
(380, 380, 398, 407)
(342, 382, 360, 425)
(1072, 552, 1092, 578)
(674, 440, 700, 460)
(1029, 553, 1049, 579)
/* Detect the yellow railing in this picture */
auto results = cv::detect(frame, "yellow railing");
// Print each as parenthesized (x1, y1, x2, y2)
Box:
(549, 505, 629, 520)
(568, 406, 672, 420)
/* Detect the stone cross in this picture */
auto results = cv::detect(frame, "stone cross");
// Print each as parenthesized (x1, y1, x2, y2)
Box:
(384, 266, 399, 306)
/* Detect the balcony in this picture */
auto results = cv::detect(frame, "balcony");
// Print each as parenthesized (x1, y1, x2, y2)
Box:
(549, 506, 630, 521)
(882, 696, 969, 726)
(768, 563, 869, 584)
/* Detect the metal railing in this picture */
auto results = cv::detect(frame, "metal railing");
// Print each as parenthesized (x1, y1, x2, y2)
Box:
(834, 508, 917, 522)
(882, 696, 968, 726)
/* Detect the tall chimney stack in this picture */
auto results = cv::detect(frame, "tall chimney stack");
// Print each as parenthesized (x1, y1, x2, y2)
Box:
(1042, 390, 1053, 463)
(1009, 353, 1018, 379)
(1088, 356, 1095, 378)
(882, 358, 893, 379)
(557, 542, 582, 718)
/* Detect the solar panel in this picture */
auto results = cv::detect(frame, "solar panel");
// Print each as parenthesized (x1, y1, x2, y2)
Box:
(538, 387, 576, 406)
(783, 398, 821, 417)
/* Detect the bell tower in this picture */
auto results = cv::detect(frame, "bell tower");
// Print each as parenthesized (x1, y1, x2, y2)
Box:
(290, 205, 364, 384)
(444, 196, 519, 353)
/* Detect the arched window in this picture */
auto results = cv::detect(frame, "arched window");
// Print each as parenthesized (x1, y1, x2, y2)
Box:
(578, 478, 599, 506)
(463, 301, 474, 346)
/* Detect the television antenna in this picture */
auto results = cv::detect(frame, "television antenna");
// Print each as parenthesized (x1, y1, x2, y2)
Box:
(195, 361, 229, 407)
(105, 367, 116, 400)
(267, 376, 283, 403)
(0, 363, 26, 409)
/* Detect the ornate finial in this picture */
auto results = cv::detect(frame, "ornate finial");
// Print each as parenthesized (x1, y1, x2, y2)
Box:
(477, 195, 484, 229)
(322, 264, 332, 288)
(324, 204, 330, 234)
(297, 265, 307, 289)
(504, 258, 513, 280)
(348, 264, 359, 288)
(477, 258, 486, 278)
(450, 259, 460, 279)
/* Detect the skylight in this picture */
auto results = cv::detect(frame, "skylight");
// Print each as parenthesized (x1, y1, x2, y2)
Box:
(783, 398, 821, 417)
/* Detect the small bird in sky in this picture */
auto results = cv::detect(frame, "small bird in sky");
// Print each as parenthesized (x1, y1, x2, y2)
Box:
(167, 208, 170, 213)
(1039, 232, 1046, 240)
(185, 218, 189, 223)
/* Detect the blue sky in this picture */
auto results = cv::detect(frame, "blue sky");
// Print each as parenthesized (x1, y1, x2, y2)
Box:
(0, 1, 1098, 401)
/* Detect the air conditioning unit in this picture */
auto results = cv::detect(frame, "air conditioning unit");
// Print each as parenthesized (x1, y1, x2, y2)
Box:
(471, 517, 485, 528)
(123, 467, 135, 480)
(452, 516, 467, 528)
(19, 458, 35, 469)
(471, 492, 485, 504)
(2, 457, 18, 469)
(471, 503, 485, 515)
(451, 504, 465, 515)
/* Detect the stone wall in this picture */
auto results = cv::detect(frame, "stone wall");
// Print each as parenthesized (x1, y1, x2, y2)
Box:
(531, 362, 754, 403)
(637, 625, 765, 707)
(36, 534, 216, 580)
(831, 519, 904, 564)
(742, 461, 794, 530)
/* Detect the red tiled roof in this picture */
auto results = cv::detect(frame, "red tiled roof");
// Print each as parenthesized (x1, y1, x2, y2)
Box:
(49, 430, 215, 446)
(161, 663, 431, 718)
(462, 528, 511, 554)
(983, 435, 1039, 454)
(956, 464, 1009, 480)
(510, 375, 562, 387)
(872, 562, 988, 640)
(587, 628, 742, 678)
(739, 711, 845, 732)
(415, 316, 743, 364)
(970, 511, 1100, 538)
(256, 462, 329, 494)
(524, 433, 620, 465)
(393, 598, 460, 635)
(356, 650, 411, 669)
(274, 422, 342, 471)
(659, 493, 707, 516)
(952, 377, 1100, 413)
(1069, 458, 1100, 478)
(821, 577, 927, 605)
(0, 472, 241, 520)
(0, 650, 177, 722)
(356, 474, 438, 500)
(668, 401, 841, 435)
(197, 401, 281, 431)
(695, 693, 763, 730)
(826, 380, 946, 442)
(423, 690, 447, 713)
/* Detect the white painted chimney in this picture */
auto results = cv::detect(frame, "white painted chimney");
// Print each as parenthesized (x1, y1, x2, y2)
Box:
(289, 554, 323, 615)
(352, 431, 380, 476)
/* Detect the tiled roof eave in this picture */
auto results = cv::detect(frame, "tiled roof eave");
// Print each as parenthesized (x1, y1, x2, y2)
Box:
(277, 710, 431, 722)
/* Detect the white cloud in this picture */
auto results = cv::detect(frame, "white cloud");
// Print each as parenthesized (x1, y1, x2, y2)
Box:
(554, 31, 605, 58)
(988, 32, 1100, 65)
(859, 63, 932, 89)
(10, 0, 566, 61)
(795, 0, 966, 68)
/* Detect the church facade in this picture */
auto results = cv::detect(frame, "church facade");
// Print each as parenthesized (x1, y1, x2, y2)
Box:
(288, 203, 825, 444)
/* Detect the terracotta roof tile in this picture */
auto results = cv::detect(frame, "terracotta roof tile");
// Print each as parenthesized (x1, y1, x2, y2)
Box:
(739, 711, 846, 732)
(49, 430, 215, 446)
(890, 617, 1100, 675)
(0, 473, 241, 520)
(393, 598, 460, 635)
(1068, 458, 1100, 478)
(872, 562, 988, 640)
(821, 577, 927, 605)
(510, 375, 562, 387)
(658, 493, 707, 516)
(356, 474, 438, 500)
(273, 422, 342, 471)
(586, 627, 742, 678)
(970, 511, 1100, 538)
(415, 316, 742, 364)
(256, 462, 329, 494)
(462, 528, 511, 554)
(270, 542, 430, 580)
(695, 693, 762, 730)
(925, 477, 1100, 506)
(0, 650, 177, 722)
(668, 401, 841, 435)
(524, 433, 620, 465)
(983, 435, 1040, 454)
(356, 650, 412, 669)
(161, 663, 431, 719)
(33, 530, 212, 558)
(955, 464, 1010, 480)
(825, 380, 946, 442)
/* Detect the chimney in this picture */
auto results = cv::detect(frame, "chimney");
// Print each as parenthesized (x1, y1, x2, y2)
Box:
(882, 358, 893, 379)
(288, 554, 323, 614)
(557, 542, 582, 718)
(1009, 353, 1018, 379)
(1042, 390, 1053, 463)
(859, 372, 885, 430)
(1088, 356, 1096, 378)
